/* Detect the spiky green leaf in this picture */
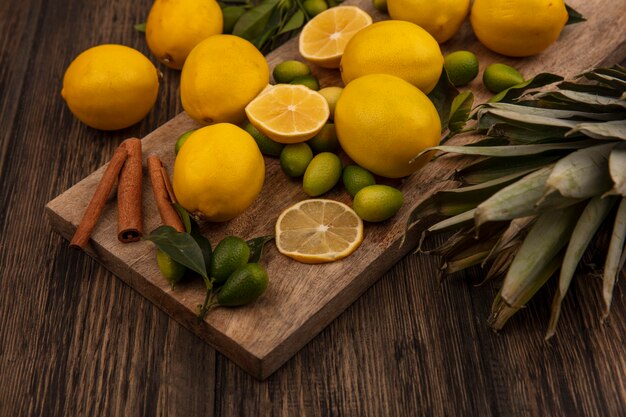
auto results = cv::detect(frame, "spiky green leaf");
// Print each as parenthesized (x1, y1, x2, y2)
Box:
(603, 197, 626, 318)
(546, 196, 617, 339)
(545, 142, 616, 198)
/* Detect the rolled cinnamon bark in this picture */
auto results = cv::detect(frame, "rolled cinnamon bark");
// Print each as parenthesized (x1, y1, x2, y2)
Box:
(70, 145, 129, 250)
(147, 155, 185, 232)
(117, 138, 143, 242)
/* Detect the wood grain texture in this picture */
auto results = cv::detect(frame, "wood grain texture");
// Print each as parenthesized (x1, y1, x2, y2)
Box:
(46, 0, 626, 380)
(1, 0, 625, 415)
(0, 0, 214, 416)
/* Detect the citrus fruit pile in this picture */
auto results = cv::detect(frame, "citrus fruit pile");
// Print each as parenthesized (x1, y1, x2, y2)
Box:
(60, 0, 580, 306)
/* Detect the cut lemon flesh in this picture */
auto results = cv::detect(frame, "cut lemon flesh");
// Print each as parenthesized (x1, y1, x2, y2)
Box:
(299, 6, 373, 69)
(275, 199, 364, 264)
(245, 84, 329, 144)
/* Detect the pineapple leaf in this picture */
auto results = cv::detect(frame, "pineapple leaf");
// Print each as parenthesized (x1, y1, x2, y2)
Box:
(545, 142, 616, 198)
(425, 208, 476, 235)
(489, 255, 562, 330)
(485, 124, 570, 144)
(607, 142, 626, 196)
(602, 197, 626, 318)
(583, 72, 626, 90)
(499, 205, 581, 309)
(558, 81, 622, 97)
(566, 120, 626, 140)
(452, 154, 560, 184)
(546, 196, 618, 339)
(533, 90, 626, 111)
(477, 106, 579, 129)
(483, 216, 535, 266)
(419, 139, 598, 158)
(474, 166, 581, 226)
(483, 102, 624, 121)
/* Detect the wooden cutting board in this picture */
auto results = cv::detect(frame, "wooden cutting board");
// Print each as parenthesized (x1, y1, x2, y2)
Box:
(46, 0, 626, 379)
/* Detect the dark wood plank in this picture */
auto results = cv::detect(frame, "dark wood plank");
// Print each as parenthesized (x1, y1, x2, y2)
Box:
(1, 0, 625, 416)
(0, 0, 214, 416)
(214, 250, 625, 416)
(0, 0, 44, 177)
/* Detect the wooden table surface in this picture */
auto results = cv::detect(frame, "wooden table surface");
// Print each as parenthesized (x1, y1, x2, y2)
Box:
(1, 0, 625, 416)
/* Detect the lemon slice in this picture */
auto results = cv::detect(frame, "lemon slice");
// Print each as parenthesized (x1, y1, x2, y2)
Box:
(298, 6, 373, 69)
(275, 199, 364, 264)
(245, 84, 329, 144)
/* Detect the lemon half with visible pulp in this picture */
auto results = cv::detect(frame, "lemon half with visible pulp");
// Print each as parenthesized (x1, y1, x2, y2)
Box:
(298, 6, 372, 69)
(245, 84, 329, 144)
(275, 199, 364, 264)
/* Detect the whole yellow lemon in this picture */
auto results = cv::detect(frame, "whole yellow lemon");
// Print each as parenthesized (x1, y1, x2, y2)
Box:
(387, 0, 470, 43)
(340, 21, 444, 94)
(181, 35, 270, 125)
(146, 0, 223, 70)
(61, 44, 159, 131)
(335, 74, 441, 178)
(173, 123, 265, 222)
(470, 0, 568, 57)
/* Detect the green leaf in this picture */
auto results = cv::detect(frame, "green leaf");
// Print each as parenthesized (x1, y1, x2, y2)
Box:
(144, 226, 208, 279)
(233, 0, 279, 42)
(174, 203, 192, 233)
(447, 91, 474, 135)
(546, 196, 617, 339)
(253, 6, 283, 50)
(247, 235, 274, 263)
(190, 226, 212, 275)
(222, 6, 248, 34)
(134, 22, 146, 32)
(277, 9, 304, 35)
(565, 4, 586, 25)
(602, 197, 626, 318)
(489, 73, 563, 103)
(427, 70, 459, 130)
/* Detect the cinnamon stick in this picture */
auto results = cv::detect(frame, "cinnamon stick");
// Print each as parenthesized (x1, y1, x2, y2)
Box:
(117, 138, 143, 242)
(70, 145, 129, 250)
(147, 155, 185, 232)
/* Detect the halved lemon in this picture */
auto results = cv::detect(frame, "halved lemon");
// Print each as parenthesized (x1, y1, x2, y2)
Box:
(298, 6, 373, 69)
(245, 84, 329, 144)
(275, 199, 364, 264)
